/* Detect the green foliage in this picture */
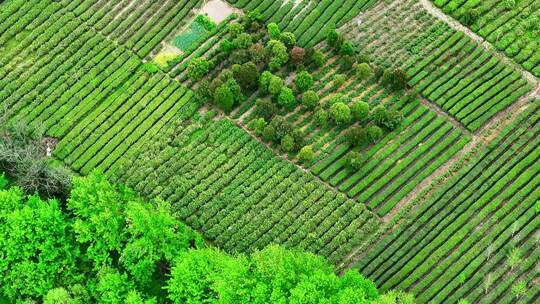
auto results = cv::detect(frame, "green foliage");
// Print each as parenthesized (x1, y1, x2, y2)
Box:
(346, 151, 366, 171)
(187, 57, 210, 81)
(268, 75, 285, 96)
(298, 146, 315, 163)
(228, 22, 244, 38)
(351, 101, 370, 121)
(233, 62, 260, 90)
(294, 71, 314, 92)
(219, 39, 234, 54)
(314, 107, 329, 126)
(279, 32, 296, 48)
(381, 69, 408, 91)
(333, 74, 347, 90)
(168, 245, 380, 304)
(341, 41, 356, 56)
(371, 107, 403, 130)
(233, 33, 253, 49)
(142, 63, 159, 74)
(301, 90, 319, 109)
(355, 63, 372, 80)
(366, 125, 384, 143)
(281, 134, 296, 152)
(347, 127, 368, 147)
(254, 99, 278, 121)
(311, 50, 325, 67)
(330, 102, 352, 125)
(278, 87, 296, 109)
(0, 189, 79, 300)
(267, 22, 281, 40)
(266, 40, 289, 70)
(194, 14, 216, 31)
(0, 173, 7, 189)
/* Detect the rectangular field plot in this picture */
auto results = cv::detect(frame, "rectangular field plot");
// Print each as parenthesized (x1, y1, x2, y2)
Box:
(342, 0, 534, 131)
(432, 0, 540, 77)
(115, 117, 381, 264)
(56, 0, 204, 58)
(356, 100, 540, 303)
(226, 0, 377, 48)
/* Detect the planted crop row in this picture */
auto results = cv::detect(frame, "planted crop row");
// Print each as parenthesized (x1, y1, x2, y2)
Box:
(357, 101, 540, 303)
(342, 0, 532, 131)
(432, 0, 540, 77)
(57, 0, 203, 58)
(117, 117, 381, 264)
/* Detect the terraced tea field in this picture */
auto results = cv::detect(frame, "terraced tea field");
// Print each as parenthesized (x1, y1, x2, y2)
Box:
(0, 0, 539, 302)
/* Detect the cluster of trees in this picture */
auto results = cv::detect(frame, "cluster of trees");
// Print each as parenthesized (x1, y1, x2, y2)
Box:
(188, 10, 409, 162)
(0, 171, 415, 304)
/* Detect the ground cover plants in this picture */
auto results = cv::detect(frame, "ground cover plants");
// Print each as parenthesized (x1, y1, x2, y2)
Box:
(0, 0, 539, 303)
(431, 0, 540, 77)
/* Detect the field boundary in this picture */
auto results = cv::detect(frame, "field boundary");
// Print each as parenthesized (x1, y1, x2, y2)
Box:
(419, 0, 539, 86)
(340, 81, 540, 272)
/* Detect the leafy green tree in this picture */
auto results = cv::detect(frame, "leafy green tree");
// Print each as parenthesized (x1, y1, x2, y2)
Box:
(347, 127, 368, 147)
(268, 75, 285, 96)
(366, 125, 384, 143)
(95, 268, 134, 304)
(121, 200, 203, 286)
(228, 22, 244, 38)
(301, 90, 319, 109)
(340, 55, 356, 71)
(0, 190, 79, 301)
(314, 107, 328, 126)
(254, 99, 278, 121)
(340, 41, 356, 56)
(242, 9, 263, 31)
(298, 146, 314, 163)
(278, 87, 296, 109)
(267, 23, 281, 40)
(328, 93, 351, 107)
(294, 71, 314, 92)
(68, 172, 130, 269)
(269, 116, 293, 140)
(266, 40, 289, 70)
(355, 63, 372, 80)
(346, 151, 365, 171)
(187, 57, 210, 81)
(381, 69, 408, 91)
(214, 83, 235, 113)
(311, 50, 325, 67)
(279, 32, 296, 48)
(259, 71, 273, 94)
(219, 39, 234, 54)
(250, 117, 267, 136)
(281, 134, 295, 152)
(371, 107, 403, 130)
(167, 248, 251, 304)
(351, 101, 370, 121)
(44, 288, 73, 304)
(233, 62, 260, 89)
(332, 74, 347, 90)
(233, 33, 253, 49)
(326, 29, 341, 48)
(263, 124, 277, 142)
(330, 102, 352, 125)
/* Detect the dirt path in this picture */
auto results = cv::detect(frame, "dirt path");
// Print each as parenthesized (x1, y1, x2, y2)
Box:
(419, 0, 538, 86)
